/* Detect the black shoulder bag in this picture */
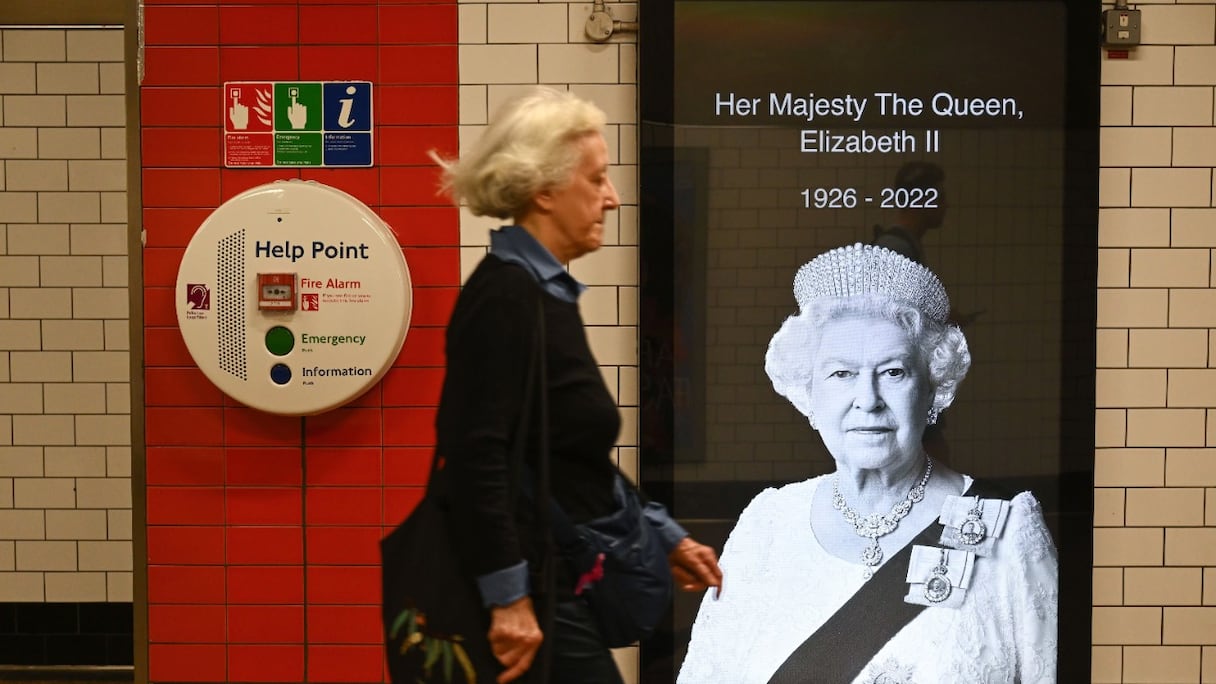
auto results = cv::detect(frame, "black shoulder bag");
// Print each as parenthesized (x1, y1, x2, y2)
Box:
(381, 299, 551, 684)
(520, 317, 673, 648)
(546, 473, 674, 647)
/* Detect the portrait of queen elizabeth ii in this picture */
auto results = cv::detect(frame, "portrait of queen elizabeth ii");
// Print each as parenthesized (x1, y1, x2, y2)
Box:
(678, 244, 1059, 684)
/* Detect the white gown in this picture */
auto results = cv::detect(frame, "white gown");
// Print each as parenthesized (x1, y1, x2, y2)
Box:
(677, 476, 1058, 684)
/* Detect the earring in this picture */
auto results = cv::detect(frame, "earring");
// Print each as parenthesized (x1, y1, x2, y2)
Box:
(808, 412, 818, 430)
(927, 407, 941, 425)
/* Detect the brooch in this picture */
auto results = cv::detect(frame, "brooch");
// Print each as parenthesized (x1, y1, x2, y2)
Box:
(957, 496, 988, 546)
(923, 548, 952, 603)
(938, 494, 1010, 556)
(903, 545, 975, 608)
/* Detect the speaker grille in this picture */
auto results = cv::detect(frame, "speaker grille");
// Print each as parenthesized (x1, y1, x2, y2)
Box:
(217, 230, 248, 380)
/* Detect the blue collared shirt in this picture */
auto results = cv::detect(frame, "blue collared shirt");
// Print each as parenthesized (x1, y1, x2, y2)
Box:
(488, 225, 586, 303)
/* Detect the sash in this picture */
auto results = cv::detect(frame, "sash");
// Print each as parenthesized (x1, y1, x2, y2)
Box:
(766, 479, 1005, 684)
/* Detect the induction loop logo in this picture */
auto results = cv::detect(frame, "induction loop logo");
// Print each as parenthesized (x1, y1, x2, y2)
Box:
(186, 284, 211, 310)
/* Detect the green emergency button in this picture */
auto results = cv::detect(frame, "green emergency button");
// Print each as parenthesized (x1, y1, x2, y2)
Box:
(265, 326, 295, 356)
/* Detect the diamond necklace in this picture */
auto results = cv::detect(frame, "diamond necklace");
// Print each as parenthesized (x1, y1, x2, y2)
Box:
(832, 457, 933, 579)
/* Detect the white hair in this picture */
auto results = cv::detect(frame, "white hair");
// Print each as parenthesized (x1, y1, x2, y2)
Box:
(431, 87, 607, 220)
(765, 294, 971, 420)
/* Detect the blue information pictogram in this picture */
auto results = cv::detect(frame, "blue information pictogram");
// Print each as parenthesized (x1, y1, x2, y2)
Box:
(323, 82, 373, 132)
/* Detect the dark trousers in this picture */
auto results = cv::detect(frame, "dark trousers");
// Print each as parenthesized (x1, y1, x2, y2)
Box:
(549, 599, 625, 684)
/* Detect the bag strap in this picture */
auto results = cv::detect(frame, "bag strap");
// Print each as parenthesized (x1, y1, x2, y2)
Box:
(766, 478, 1006, 684)
(499, 293, 551, 565)
(504, 296, 546, 506)
(524, 294, 556, 684)
(428, 294, 545, 504)
(511, 291, 576, 554)
(532, 295, 553, 571)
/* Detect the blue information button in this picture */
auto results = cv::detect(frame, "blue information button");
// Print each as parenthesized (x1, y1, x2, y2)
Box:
(270, 363, 292, 386)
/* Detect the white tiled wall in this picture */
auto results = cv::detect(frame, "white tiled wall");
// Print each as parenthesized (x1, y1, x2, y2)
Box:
(0, 27, 131, 603)
(1092, 1, 1216, 681)
(456, 5, 640, 403)
(459, 3, 640, 680)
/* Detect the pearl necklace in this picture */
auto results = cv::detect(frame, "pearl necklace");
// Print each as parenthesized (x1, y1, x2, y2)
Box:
(832, 457, 932, 579)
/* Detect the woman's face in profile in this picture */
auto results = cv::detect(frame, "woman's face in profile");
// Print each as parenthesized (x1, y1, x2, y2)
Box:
(542, 132, 620, 262)
(808, 315, 934, 475)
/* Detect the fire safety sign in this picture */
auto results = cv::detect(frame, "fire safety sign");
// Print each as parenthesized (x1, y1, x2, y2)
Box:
(224, 81, 374, 168)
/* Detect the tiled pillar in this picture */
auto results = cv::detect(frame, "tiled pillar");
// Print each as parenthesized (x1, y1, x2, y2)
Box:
(140, 3, 458, 682)
(1093, 2, 1216, 681)
(0, 26, 132, 608)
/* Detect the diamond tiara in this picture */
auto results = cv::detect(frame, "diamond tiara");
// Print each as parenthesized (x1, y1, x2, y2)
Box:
(792, 243, 950, 323)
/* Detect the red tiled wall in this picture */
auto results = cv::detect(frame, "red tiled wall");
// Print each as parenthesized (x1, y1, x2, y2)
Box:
(140, 2, 458, 681)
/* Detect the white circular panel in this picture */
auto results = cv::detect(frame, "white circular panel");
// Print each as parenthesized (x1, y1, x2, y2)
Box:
(176, 180, 412, 415)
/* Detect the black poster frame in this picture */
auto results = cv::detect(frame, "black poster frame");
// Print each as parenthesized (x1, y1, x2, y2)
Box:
(637, 1, 1098, 681)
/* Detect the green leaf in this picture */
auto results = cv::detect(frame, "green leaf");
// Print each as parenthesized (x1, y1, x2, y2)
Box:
(389, 609, 413, 639)
(452, 643, 477, 683)
(442, 641, 454, 682)
(423, 637, 442, 673)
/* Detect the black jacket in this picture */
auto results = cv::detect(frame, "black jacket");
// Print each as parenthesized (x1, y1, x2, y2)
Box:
(434, 256, 621, 599)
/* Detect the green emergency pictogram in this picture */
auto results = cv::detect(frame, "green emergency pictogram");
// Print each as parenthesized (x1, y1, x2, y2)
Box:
(274, 83, 322, 132)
